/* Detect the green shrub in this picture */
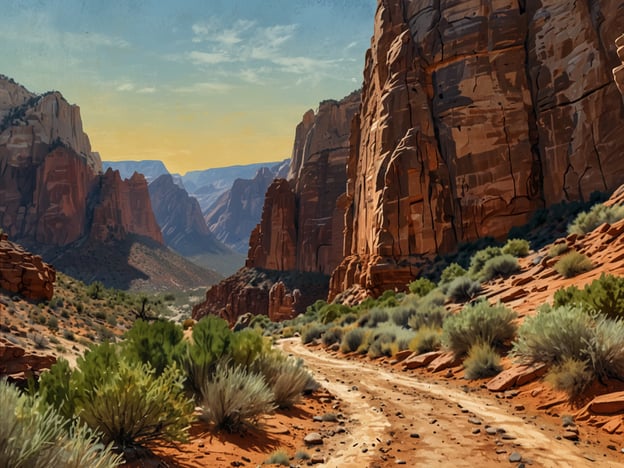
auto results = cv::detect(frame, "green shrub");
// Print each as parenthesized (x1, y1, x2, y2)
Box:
(87, 281, 105, 300)
(340, 328, 367, 353)
(294, 450, 311, 460)
(318, 303, 352, 325)
(78, 360, 194, 450)
(588, 317, 624, 380)
(446, 276, 481, 303)
(553, 251, 593, 278)
(200, 363, 275, 432)
(463, 342, 502, 380)
(409, 326, 442, 354)
(321, 326, 344, 346)
(408, 278, 436, 297)
(407, 304, 448, 330)
(229, 329, 267, 367)
(0, 381, 122, 468)
(367, 332, 396, 358)
(389, 303, 417, 327)
(468, 246, 502, 278)
(554, 273, 624, 320)
(47, 316, 59, 331)
(568, 203, 624, 236)
(545, 358, 593, 398)
(301, 323, 326, 344)
(366, 325, 415, 358)
(442, 301, 517, 357)
(254, 352, 313, 408)
(183, 316, 233, 397)
(439, 263, 468, 286)
(548, 242, 569, 258)
(264, 450, 290, 466)
(502, 238, 530, 257)
(480, 254, 520, 281)
(358, 307, 389, 328)
(512, 305, 594, 366)
(123, 319, 186, 375)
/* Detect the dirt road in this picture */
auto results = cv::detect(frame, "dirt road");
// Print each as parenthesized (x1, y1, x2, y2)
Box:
(281, 339, 624, 468)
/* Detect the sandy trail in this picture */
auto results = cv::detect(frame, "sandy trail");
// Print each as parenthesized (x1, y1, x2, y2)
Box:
(281, 339, 624, 468)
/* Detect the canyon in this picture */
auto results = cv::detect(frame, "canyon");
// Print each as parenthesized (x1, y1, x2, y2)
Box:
(195, 0, 624, 322)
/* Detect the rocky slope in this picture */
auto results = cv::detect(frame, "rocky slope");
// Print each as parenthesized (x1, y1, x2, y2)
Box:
(329, 0, 624, 297)
(192, 92, 360, 322)
(0, 233, 55, 300)
(204, 161, 288, 254)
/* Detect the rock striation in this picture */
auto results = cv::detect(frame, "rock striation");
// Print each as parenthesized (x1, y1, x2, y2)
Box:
(0, 76, 162, 248)
(193, 92, 359, 322)
(0, 233, 55, 300)
(616, 34, 624, 97)
(247, 91, 361, 276)
(330, 0, 624, 298)
(205, 164, 285, 254)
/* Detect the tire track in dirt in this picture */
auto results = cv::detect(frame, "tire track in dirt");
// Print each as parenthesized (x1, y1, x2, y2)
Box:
(282, 339, 624, 468)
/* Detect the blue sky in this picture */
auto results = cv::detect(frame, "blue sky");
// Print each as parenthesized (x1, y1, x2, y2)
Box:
(0, 0, 376, 173)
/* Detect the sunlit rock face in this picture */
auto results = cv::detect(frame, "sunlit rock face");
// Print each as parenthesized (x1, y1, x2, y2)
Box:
(329, 0, 624, 298)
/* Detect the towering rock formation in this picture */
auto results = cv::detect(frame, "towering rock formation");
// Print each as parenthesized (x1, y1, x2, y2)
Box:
(193, 92, 360, 322)
(330, 0, 624, 298)
(247, 91, 361, 275)
(0, 76, 162, 249)
(205, 162, 288, 254)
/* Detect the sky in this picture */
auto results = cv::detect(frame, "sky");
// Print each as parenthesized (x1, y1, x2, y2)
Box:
(0, 0, 376, 174)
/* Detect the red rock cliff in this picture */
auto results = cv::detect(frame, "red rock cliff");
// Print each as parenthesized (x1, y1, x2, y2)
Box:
(247, 91, 361, 275)
(330, 0, 624, 298)
(0, 77, 162, 248)
(615, 34, 624, 97)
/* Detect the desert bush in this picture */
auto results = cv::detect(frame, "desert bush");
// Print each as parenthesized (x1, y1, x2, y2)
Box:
(408, 278, 436, 297)
(545, 358, 593, 398)
(548, 242, 570, 258)
(78, 360, 194, 450)
(183, 316, 233, 397)
(588, 317, 624, 380)
(463, 342, 502, 380)
(87, 281, 105, 300)
(502, 238, 530, 257)
(264, 450, 290, 466)
(229, 329, 267, 367)
(0, 381, 122, 468)
(367, 332, 396, 358)
(338, 313, 358, 326)
(512, 305, 594, 365)
(47, 315, 59, 331)
(409, 326, 442, 354)
(389, 302, 417, 327)
(446, 276, 482, 303)
(200, 363, 275, 432)
(358, 307, 389, 328)
(553, 273, 624, 320)
(568, 203, 624, 236)
(367, 325, 415, 358)
(442, 301, 517, 357)
(321, 326, 344, 346)
(301, 323, 326, 344)
(407, 304, 448, 330)
(38, 358, 77, 422)
(318, 303, 352, 325)
(254, 352, 313, 408)
(439, 263, 468, 287)
(468, 246, 502, 278)
(340, 327, 367, 353)
(480, 254, 520, 281)
(553, 251, 593, 278)
(123, 319, 186, 375)
(294, 450, 311, 460)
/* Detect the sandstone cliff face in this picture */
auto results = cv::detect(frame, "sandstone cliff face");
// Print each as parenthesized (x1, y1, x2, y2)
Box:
(247, 91, 361, 276)
(0, 77, 162, 249)
(330, 0, 624, 298)
(615, 34, 624, 97)
(148, 174, 226, 256)
(91, 169, 164, 244)
(205, 166, 281, 254)
(0, 233, 55, 300)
